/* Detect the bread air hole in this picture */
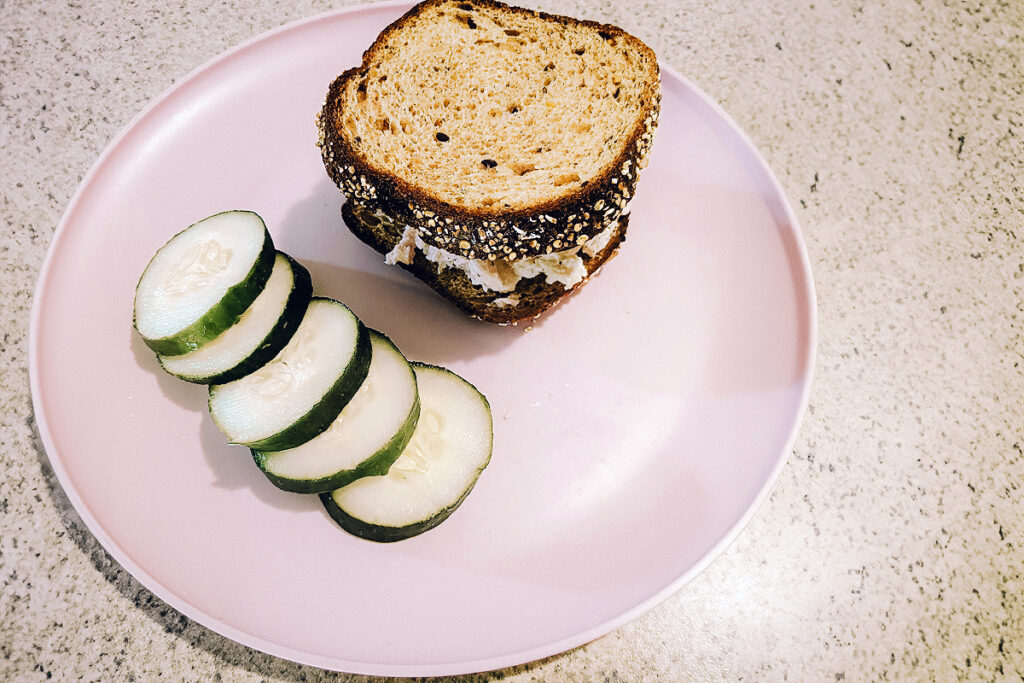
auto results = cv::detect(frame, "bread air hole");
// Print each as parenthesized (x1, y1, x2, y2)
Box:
(509, 162, 535, 176)
(553, 172, 580, 187)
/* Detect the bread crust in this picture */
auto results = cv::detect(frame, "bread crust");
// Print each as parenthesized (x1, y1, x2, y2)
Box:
(317, 0, 660, 261)
(341, 199, 629, 324)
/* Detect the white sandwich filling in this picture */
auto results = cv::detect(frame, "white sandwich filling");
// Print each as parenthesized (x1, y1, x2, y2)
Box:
(383, 214, 618, 295)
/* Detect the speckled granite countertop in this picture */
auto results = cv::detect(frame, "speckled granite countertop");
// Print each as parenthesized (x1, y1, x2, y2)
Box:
(3, 0, 1022, 679)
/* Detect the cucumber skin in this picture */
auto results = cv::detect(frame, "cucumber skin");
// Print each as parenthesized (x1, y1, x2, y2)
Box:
(138, 218, 275, 357)
(159, 254, 313, 385)
(318, 466, 485, 543)
(252, 396, 420, 494)
(320, 362, 493, 543)
(211, 307, 373, 451)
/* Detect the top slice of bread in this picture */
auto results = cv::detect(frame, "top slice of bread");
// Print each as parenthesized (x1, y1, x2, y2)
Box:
(319, 0, 660, 260)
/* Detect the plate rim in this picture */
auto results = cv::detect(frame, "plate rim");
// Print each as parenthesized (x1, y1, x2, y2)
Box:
(28, 2, 818, 676)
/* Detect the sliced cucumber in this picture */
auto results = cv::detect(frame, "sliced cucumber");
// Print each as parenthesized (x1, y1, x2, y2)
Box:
(157, 252, 312, 384)
(320, 363, 492, 542)
(252, 331, 420, 493)
(134, 211, 275, 356)
(208, 297, 372, 451)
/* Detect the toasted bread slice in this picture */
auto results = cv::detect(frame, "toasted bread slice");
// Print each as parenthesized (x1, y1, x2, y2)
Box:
(318, 0, 659, 262)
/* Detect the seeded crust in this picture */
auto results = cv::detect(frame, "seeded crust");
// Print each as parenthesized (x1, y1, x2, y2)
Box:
(341, 199, 628, 324)
(317, 0, 660, 261)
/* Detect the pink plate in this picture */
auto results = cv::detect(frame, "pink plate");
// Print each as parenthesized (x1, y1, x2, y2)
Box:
(29, 2, 816, 676)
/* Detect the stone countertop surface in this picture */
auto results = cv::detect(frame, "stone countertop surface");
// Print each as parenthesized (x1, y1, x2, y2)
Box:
(2, 0, 1022, 680)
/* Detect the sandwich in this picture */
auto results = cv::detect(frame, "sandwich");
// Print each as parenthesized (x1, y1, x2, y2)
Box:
(317, 0, 660, 324)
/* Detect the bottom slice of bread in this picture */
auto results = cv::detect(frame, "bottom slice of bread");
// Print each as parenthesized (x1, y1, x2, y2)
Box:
(342, 200, 628, 324)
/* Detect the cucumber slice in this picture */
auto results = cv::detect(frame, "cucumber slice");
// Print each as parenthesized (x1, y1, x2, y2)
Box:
(252, 331, 420, 493)
(320, 363, 492, 542)
(157, 252, 312, 384)
(208, 298, 372, 451)
(134, 211, 275, 356)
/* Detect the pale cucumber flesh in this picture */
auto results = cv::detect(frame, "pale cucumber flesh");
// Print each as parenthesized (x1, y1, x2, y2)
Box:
(253, 330, 419, 493)
(134, 210, 274, 356)
(208, 297, 371, 450)
(321, 363, 492, 542)
(158, 252, 312, 384)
